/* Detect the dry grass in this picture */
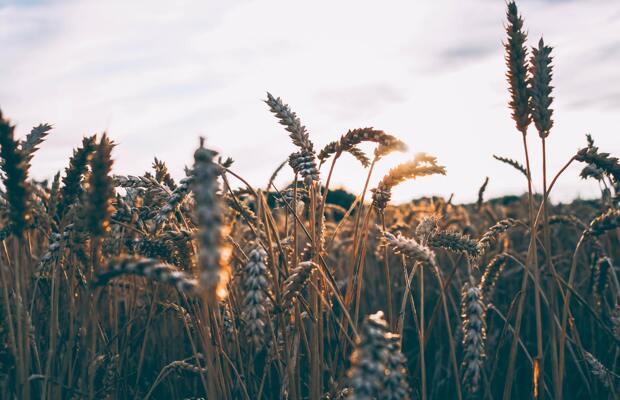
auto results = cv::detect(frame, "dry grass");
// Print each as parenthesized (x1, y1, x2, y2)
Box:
(0, 2, 619, 399)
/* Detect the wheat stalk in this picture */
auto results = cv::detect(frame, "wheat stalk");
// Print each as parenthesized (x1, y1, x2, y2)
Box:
(461, 278, 486, 395)
(193, 138, 228, 301)
(93, 257, 199, 294)
(505, 1, 531, 135)
(372, 153, 446, 211)
(240, 248, 271, 347)
(0, 110, 32, 235)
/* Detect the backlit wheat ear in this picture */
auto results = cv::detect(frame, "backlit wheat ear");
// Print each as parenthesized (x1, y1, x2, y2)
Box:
(159, 229, 194, 269)
(39, 227, 73, 269)
(415, 214, 439, 243)
(372, 153, 446, 211)
(584, 208, 620, 237)
(166, 360, 209, 374)
(265, 93, 320, 185)
(0, 109, 32, 235)
(383, 230, 437, 267)
(374, 136, 408, 160)
(476, 218, 516, 257)
(193, 138, 229, 301)
(371, 186, 393, 212)
(21, 123, 53, 162)
(47, 171, 61, 220)
(281, 261, 316, 309)
(318, 127, 407, 167)
(529, 38, 554, 138)
(575, 145, 620, 183)
(428, 230, 479, 259)
(152, 157, 177, 190)
(346, 146, 372, 168)
(593, 257, 611, 307)
(225, 194, 260, 229)
(241, 248, 271, 347)
(93, 257, 199, 294)
(346, 311, 390, 399)
(57, 135, 97, 220)
(383, 333, 412, 400)
(493, 154, 528, 178)
(580, 164, 606, 182)
(156, 171, 194, 227)
(505, 1, 531, 135)
(288, 149, 320, 185)
(265, 92, 314, 152)
(461, 278, 487, 395)
(85, 134, 115, 237)
(549, 214, 587, 230)
(477, 176, 489, 210)
(480, 253, 509, 297)
(114, 174, 167, 194)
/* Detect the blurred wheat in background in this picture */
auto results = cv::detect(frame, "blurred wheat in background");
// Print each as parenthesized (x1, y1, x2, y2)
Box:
(0, 2, 619, 399)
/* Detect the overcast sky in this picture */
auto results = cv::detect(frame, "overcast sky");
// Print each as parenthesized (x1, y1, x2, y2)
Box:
(0, 0, 618, 203)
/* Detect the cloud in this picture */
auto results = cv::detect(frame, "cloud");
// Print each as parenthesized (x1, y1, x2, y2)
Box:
(315, 84, 405, 120)
(438, 45, 497, 66)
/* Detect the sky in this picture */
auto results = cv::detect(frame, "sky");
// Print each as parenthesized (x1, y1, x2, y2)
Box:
(0, 0, 618, 204)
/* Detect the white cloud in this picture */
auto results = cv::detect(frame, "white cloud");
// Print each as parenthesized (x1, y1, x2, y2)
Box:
(0, 0, 618, 203)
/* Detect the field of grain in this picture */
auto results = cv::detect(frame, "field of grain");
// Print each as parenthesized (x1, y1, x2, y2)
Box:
(0, 2, 619, 399)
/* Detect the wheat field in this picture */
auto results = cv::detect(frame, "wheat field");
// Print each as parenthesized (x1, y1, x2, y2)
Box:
(0, 2, 619, 399)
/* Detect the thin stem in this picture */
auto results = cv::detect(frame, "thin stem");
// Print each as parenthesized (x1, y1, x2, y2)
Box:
(503, 133, 541, 400)
(419, 261, 427, 400)
(380, 214, 394, 328)
(557, 234, 586, 398)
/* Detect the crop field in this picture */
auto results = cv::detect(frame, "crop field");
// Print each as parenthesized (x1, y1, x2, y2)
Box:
(0, 2, 618, 399)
